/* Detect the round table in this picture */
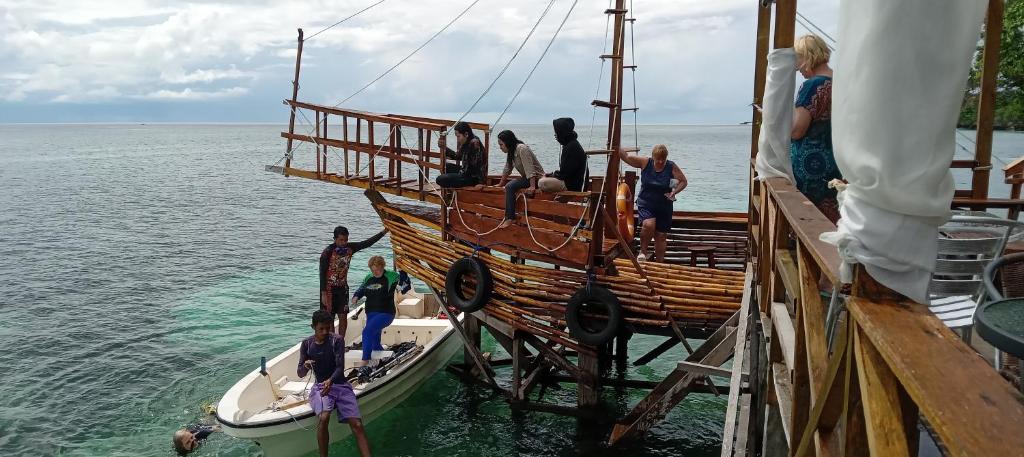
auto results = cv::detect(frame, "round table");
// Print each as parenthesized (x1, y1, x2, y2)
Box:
(975, 298, 1024, 391)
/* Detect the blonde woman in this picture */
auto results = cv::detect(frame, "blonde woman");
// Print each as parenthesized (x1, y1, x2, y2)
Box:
(619, 144, 688, 262)
(351, 256, 409, 367)
(791, 34, 842, 223)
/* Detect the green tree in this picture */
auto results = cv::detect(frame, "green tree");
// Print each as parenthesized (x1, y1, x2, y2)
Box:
(960, 0, 1024, 130)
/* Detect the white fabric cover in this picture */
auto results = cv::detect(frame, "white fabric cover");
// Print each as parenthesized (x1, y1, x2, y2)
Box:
(820, 0, 987, 303)
(754, 48, 796, 182)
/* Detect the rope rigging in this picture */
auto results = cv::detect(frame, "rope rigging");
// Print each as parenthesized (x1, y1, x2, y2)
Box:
(587, 0, 615, 150)
(492, 0, 581, 128)
(446, 0, 560, 135)
(303, 0, 387, 42)
(336, 0, 484, 108)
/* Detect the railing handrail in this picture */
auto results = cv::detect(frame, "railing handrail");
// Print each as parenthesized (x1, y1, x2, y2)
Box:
(763, 177, 841, 284)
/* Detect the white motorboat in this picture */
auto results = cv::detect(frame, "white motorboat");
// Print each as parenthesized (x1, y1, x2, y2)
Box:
(215, 289, 461, 457)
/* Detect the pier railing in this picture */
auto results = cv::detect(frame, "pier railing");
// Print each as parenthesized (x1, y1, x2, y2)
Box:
(744, 176, 1024, 456)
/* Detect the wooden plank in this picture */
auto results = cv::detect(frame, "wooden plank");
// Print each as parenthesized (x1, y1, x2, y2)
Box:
(281, 132, 444, 169)
(847, 297, 1024, 456)
(797, 243, 829, 398)
(770, 302, 796, 370)
(454, 187, 589, 220)
(764, 178, 840, 284)
(775, 249, 800, 306)
(287, 100, 448, 130)
(677, 361, 744, 381)
(854, 326, 912, 457)
(721, 266, 753, 457)
(793, 322, 851, 457)
(448, 211, 591, 265)
(455, 201, 590, 236)
(771, 362, 793, 445)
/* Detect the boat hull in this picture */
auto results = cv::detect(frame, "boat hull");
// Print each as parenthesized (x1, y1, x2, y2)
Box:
(218, 317, 461, 457)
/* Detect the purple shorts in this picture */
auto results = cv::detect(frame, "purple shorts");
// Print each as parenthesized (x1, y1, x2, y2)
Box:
(309, 381, 361, 423)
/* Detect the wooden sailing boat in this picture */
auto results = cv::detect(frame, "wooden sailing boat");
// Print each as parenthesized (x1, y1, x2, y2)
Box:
(269, 0, 746, 379)
(260, 0, 1024, 454)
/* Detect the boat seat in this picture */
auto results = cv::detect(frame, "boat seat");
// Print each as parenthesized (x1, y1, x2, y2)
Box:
(279, 381, 310, 395)
(396, 297, 425, 319)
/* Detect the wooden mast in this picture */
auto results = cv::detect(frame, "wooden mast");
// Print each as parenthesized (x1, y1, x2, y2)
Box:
(593, 0, 628, 269)
(284, 29, 304, 173)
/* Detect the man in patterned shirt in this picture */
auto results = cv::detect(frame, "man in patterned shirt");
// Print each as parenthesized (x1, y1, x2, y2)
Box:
(319, 225, 387, 337)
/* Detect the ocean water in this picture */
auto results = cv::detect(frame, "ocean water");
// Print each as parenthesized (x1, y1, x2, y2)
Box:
(0, 124, 1021, 457)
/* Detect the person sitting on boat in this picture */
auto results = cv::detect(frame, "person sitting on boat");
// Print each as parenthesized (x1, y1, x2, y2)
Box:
(298, 310, 372, 457)
(350, 256, 411, 367)
(791, 34, 841, 223)
(495, 130, 545, 229)
(619, 144, 688, 262)
(320, 225, 388, 338)
(538, 117, 587, 193)
(172, 424, 220, 456)
(435, 121, 486, 188)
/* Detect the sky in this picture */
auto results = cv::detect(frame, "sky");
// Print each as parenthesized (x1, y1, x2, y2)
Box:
(0, 0, 839, 124)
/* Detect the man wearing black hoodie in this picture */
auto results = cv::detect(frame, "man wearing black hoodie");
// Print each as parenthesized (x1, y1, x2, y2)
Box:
(538, 117, 587, 193)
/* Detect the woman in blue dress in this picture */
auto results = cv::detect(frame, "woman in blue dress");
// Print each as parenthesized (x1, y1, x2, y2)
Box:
(791, 34, 842, 223)
(619, 144, 688, 262)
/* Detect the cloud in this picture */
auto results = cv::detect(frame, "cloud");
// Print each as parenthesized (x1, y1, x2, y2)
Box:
(136, 86, 249, 100)
(0, 0, 841, 123)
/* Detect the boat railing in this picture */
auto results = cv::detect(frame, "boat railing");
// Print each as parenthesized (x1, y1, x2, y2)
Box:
(271, 100, 491, 204)
(747, 176, 1024, 455)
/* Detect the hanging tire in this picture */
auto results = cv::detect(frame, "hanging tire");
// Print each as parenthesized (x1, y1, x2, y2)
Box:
(566, 285, 622, 346)
(445, 256, 493, 313)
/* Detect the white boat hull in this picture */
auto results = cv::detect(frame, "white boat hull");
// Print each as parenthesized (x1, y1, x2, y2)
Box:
(216, 295, 461, 457)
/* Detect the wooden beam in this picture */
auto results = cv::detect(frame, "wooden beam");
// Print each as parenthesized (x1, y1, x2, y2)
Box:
(971, 0, 1005, 200)
(633, 337, 680, 366)
(721, 266, 754, 457)
(770, 302, 796, 370)
(846, 297, 1024, 456)
(609, 320, 739, 445)
(854, 326, 912, 457)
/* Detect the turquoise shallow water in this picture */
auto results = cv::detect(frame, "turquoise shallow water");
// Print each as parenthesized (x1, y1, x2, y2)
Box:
(0, 124, 1020, 456)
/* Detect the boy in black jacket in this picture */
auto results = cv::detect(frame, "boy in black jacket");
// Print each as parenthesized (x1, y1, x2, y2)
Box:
(538, 117, 587, 193)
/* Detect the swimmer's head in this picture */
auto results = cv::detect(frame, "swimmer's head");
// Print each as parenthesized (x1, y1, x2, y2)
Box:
(173, 429, 197, 456)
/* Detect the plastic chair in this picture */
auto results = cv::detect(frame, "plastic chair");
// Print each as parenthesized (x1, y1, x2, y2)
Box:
(927, 216, 1024, 342)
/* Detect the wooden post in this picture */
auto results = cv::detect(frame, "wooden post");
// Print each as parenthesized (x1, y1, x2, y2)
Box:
(389, 123, 397, 184)
(355, 120, 362, 176)
(773, 0, 797, 49)
(284, 28, 304, 172)
(578, 350, 600, 408)
(396, 126, 403, 196)
(512, 331, 525, 402)
(464, 313, 482, 372)
(368, 120, 375, 188)
(972, 0, 1005, 200)
(343, 115, 350, 179)
(315, 111, 321, 179)
(322, 114, 328, 176)
(418, 128, 426, 201)
(750, 1, 772, 159)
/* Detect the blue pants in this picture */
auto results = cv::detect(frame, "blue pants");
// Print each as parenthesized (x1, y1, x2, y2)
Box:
(504, 178, 530, 220)
(362, 312, 395, 361)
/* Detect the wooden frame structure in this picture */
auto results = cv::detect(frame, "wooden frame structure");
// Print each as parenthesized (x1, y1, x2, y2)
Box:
(724, 1, 1024, 455)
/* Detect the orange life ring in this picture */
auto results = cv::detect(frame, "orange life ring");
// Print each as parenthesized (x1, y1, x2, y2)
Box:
(616, 182, 635, 240)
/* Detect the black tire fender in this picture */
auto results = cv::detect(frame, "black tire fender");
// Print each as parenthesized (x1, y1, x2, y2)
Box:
(444, 256, 494, 313)
(565, 285, 622, 346)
